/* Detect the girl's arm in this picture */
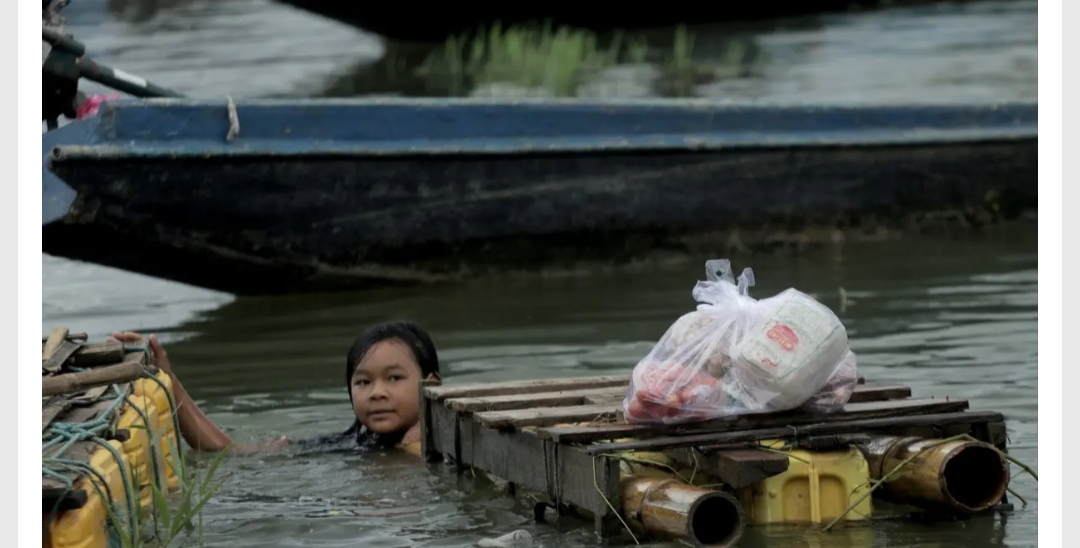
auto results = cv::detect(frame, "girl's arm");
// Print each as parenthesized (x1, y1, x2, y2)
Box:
(111, 332, 287, 454)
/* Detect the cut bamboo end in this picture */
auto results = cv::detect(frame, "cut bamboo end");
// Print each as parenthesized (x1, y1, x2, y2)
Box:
(621, 477, 745, 548)
(860, 436, 1009, 514)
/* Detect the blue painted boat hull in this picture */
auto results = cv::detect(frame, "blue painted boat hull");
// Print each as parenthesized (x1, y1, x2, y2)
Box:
(41, 99, 1037, 295)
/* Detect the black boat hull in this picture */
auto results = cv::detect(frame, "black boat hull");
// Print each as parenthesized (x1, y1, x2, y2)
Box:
(44, 140, 1036, 295)
(273, 0, 1010, 42)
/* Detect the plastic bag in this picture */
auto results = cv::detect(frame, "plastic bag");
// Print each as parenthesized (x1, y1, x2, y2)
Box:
(622, 259, 858, 425)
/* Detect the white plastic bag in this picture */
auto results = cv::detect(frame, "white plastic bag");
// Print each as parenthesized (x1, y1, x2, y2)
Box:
(622, 259, 858, 425)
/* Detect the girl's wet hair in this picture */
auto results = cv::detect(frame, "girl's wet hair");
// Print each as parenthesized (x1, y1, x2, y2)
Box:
(345, 321, 440, 389)
(289, 320, 441, 455)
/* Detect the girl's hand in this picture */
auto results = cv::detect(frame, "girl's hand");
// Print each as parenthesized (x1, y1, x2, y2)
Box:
(109, 331, 144, 345)
(147, 335, 174, 374)
(400, 423, 422, 448)
(109, 331, 174, 374)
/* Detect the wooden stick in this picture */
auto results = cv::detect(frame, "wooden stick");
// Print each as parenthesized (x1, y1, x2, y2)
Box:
(42, 360, 145, 397)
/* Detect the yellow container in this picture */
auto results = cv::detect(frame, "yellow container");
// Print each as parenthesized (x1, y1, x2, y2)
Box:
(133, 371, 180, 490)
(47, 440, 134, 548)
(116, 404, 153, 508)
(117, 395, 171, 507)
(737, 441, 873, 525)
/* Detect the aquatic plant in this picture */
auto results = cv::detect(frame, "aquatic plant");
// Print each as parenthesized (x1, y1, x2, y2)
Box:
(106, 414, 231, 548)
(417, 22, 696, 97)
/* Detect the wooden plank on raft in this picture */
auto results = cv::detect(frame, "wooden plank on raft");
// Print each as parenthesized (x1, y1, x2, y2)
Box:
(427, 374, 868, 403)
(472, 384, 920, 430)
(42, 397, 71, 431)
(68, 342, 128, 367)
(582, 409, 1000, 455)
(474, 404, 621, 429)
(541, 397, 971, 445)
(42, 340, 84, 374)
(424, 374, 632, 402)
(42, 327, 70, 361)
(424, 400, 624, 537)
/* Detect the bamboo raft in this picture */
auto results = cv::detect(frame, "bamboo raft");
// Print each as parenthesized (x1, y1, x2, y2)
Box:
(42, 327, 182, 548)
(419, 374, 1013, 547)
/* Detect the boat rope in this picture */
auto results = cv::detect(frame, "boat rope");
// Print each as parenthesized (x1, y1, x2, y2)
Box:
(42, 346, 184, 542)
(226, 96, 239, 142)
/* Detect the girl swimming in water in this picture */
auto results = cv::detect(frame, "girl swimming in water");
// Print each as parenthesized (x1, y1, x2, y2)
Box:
(109, 321, 441, 456)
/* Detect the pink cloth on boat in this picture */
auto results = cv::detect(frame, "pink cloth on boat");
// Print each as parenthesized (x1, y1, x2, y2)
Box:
(76, 94, 121, 119)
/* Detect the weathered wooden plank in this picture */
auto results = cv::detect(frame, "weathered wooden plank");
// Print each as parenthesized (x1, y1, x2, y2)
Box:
(50, 384, 131, 427)
(70, 386, 112, 405)
(666, 448, 790, 489)
(848, 384, 911, 403)
(42, 327, 70, 362)
(68, 343, 128, 367)
(419, 379, 439, 462)
(429, 373, 869, 403)
(424, 375, 632, 402)
(41, 397, 71, 431)
(42, 340, 83, 374)
(543, 397, 970, 446)
(581, 409, 997, 455)
(425, 394, 623, 535)
(453, 415, 621, 522)
(474, 403, 621, 429)
(476, 386, 926, 432)
(446, 387, 628, 413)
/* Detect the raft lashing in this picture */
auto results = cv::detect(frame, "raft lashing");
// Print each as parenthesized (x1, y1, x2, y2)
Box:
(42, 327, 182, 548)
(419, 374, 1014, 547)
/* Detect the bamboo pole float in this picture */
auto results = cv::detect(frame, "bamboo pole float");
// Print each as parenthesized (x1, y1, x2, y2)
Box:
(42, 360, 146, 397)
(858, 436, 1009, 514)
(620, 477, 744, 548)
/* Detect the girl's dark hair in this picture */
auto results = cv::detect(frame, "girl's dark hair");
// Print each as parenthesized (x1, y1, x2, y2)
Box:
(345, 321, 440, 389)
(289, 321, 441, 455)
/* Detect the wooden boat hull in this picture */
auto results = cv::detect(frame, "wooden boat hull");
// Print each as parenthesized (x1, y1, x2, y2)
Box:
(41, 99, 1037, 295)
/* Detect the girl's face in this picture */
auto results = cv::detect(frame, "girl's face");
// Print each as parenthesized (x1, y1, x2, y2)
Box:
(350, 339, 425, 435)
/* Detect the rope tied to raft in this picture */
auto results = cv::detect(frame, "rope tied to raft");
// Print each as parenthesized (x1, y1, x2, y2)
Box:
(42, 350, 184, 541)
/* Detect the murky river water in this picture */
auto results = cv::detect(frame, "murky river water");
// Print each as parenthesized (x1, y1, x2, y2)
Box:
(43, 0, 1037, 546)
